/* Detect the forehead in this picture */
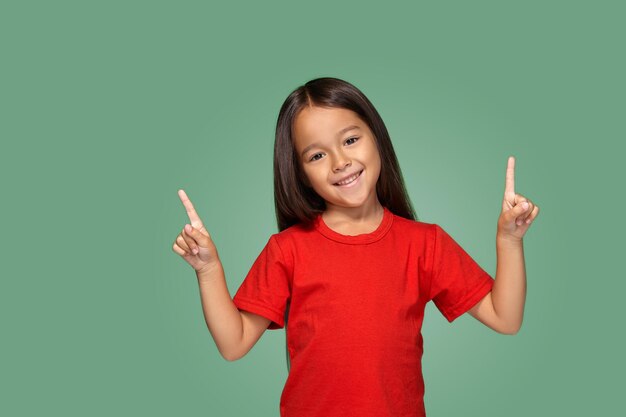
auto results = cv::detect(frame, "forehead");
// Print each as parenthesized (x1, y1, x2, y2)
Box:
(293, 106, 366, 148)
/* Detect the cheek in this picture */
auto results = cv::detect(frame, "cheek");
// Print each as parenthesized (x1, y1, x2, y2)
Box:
(301, 163, 324, 187)
(370, 153, 382, 183)
(368, 146, 382, 171)
(370, 161, 382, 184)
(305, 168, 325, 186)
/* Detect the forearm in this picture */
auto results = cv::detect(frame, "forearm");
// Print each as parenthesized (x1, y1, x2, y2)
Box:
(196, 261, 243, 361)
(492, 236, 527, 334)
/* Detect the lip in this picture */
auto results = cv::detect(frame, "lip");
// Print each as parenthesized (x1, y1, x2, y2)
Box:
(333, 170, 363, 187)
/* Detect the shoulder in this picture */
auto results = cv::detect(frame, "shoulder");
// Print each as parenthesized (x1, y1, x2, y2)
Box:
(266, 221, 316, 257)
(273, 221, 315, 241)
(389, 213, 439, 238)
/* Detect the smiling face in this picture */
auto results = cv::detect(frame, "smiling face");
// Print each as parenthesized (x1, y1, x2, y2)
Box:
(293, 106, 382, 215)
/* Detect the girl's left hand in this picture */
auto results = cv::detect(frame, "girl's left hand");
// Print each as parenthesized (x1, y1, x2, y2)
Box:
(497, 156, 540, 242)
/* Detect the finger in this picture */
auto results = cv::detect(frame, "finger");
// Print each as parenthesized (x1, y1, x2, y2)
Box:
(514, 199, 536, 226)
(514, 193, 528, 206)
(504, 156, 516, 200)
(522, 200, 535, 222)
(185, 223, 211, 250)
(176, 234, 191, 252)
(180, 225, 200, 254)
(510, 200, 530, 225)
(178, 189, 206, 230)
(517, 202, 533, 225)
(525, 205, 540, 224)
(172, 243, 189, 257)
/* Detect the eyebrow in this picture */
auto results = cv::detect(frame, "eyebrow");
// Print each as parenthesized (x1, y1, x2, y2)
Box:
(300, 125, 361, 157)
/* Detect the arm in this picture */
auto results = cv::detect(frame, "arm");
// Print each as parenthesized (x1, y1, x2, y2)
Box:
(492, 236, 526, 334)
(174, 190, 271, 361)
(235, 311, 272, 360)
(468, 237, 526, 335)
(467, 156, 539, 335)
(196, 262, 245, 361)
(196, 262, 272, 361)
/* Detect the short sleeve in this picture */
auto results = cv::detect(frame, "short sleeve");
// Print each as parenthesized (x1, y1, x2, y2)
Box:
(232, 235, 292, 330)
(428, 224, 495, 323)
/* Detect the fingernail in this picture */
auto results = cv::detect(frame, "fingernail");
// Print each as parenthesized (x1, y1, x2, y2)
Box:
(185, 224, 191, 233)
(522, 202, 529, 209)
(193, 248, 198, 254)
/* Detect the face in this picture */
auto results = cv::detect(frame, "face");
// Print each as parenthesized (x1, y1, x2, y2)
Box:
(293, 106, 382, 213)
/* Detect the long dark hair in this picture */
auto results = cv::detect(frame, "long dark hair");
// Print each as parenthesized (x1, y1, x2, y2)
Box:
(273, 77, 417, 231)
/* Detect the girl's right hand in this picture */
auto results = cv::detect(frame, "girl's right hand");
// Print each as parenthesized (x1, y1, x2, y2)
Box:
(172, 189, 220, 273)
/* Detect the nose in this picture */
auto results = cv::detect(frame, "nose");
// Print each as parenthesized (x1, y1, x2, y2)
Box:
(332, 152, 352, 172)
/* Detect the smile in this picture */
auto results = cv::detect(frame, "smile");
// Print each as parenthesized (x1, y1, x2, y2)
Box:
(334, 170, 363, 187)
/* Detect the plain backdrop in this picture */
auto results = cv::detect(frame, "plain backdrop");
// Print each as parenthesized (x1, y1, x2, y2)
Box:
(1, 1, 623, 416)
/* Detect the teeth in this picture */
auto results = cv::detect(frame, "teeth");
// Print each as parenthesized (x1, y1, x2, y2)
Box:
(336, 171, 361, 185)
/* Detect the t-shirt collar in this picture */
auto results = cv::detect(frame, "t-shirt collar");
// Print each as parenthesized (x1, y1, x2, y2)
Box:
(314, 206, 394, 244)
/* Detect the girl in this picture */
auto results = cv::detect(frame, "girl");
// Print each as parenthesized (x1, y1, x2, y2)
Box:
(173, 77, 539, 417)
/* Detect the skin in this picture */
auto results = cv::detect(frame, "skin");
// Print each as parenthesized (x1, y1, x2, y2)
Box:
(468, 156, 540, 334)
(173, 190, 266, 361)
(292, 106, 384, 235)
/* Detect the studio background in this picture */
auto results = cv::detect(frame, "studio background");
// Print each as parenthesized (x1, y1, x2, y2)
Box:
(2, 1, 623, 416)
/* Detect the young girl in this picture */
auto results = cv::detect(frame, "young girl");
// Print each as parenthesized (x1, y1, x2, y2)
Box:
(173, 77, 539, 417)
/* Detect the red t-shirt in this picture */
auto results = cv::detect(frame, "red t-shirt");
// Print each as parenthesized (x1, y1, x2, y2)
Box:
(233, 207, 494, 417)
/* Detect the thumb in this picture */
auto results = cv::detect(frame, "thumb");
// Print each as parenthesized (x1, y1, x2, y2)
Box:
(506, 201, 529, 221)
(185, 224, 211, 247)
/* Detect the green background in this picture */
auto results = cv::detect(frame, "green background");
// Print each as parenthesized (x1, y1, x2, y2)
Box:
(2, 0, 623, 415)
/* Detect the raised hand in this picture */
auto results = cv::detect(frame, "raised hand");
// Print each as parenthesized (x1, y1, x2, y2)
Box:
(497, 156, 540, 242)
(172, 189, 220, 273)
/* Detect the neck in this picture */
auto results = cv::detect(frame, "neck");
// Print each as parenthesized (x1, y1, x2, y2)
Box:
(322, 200, 385, 225)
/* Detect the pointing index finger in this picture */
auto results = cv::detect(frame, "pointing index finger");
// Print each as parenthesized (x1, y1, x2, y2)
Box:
(505, 156, 515, 198)
(177, 189, 205, 229)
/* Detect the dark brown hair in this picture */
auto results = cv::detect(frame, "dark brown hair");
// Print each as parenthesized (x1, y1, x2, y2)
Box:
(273, 77, 417, 231)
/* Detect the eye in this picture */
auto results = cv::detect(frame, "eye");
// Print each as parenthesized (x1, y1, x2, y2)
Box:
(345, 136, 359, 145)
(309, 153, 324, 162)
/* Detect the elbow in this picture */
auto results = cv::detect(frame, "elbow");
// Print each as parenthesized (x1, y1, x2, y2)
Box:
(220, 347, 242, 362)
(223, 352, 240, 362)
(500, 323, 522, 336)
